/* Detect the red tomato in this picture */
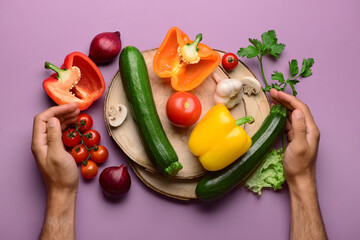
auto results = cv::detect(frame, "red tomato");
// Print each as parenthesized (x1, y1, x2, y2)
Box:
(82, 130, 101, 147)
(222, 53, 239, 71)
(166, 92, 202, 127)
(76, 113, 93, 132)
(70, 144, 89, 163)
(81, 160, 98, 179)
(62, 129, 81, 147)
(90, 145, 108, 164)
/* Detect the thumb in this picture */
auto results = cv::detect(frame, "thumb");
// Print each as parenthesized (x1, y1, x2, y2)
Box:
(47, 117, 64, 150)
(291, 109, 307, 143)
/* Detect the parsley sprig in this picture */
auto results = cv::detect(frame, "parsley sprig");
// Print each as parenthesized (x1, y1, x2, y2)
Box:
(237, 30, 314, 96)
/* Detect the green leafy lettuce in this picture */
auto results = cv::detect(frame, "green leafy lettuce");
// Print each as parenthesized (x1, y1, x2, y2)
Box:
(244, 149, 285, 195)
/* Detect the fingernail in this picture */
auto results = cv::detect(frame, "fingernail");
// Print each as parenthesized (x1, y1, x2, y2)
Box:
(48, 118, 57, 127)
(294, 110, 304, 119)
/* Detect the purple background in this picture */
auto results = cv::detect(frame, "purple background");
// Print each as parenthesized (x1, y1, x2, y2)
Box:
(1, 0, 359, 239)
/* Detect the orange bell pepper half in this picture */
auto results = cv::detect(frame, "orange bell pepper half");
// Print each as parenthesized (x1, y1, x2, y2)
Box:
(43, 52, 105, 110)
(153, 27, 221, 91)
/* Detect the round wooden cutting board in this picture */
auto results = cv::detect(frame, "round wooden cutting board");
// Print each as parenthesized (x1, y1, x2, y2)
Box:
(104, 49, 270, 200)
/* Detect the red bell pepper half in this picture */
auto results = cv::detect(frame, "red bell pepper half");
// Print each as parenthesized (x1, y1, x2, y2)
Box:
(43, 52, 105, 110)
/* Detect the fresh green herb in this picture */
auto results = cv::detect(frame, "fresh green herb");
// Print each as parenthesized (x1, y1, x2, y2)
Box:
(238, 30, 314, 96)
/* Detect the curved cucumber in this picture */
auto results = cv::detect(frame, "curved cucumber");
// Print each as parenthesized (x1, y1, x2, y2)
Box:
(119, 46, 182, 177)
(195, 105, 286, 199)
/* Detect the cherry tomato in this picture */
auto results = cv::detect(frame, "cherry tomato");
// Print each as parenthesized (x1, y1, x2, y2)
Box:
(222, 53, 239, 71)
(81, 160, 98, 179)
(90, 145, 108, 164)
(76, 113, 93, 132)
(71, 144, 89, 163)
(166, 92, 202, 127)
(82, 130, 101, 148)
(62, 129, 81, 148)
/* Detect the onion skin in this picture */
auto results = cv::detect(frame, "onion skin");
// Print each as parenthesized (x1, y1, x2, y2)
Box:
(99, 164, 131, 198)
(89, 31, 121, 64)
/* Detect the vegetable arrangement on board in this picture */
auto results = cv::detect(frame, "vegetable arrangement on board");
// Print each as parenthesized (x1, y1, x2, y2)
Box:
(112, 27, 314, 199)
(41, 26, 315, 201)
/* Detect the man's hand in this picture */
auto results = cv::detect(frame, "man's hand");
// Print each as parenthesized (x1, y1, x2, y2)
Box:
(32, 102, 80, 194)
(270, 89, 320, 186)
(270, 89, 327, 240)
(31, 103, 80, 240)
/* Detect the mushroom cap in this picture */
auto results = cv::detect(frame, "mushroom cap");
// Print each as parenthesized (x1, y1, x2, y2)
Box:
(108, 104, 127, 127)
(240, 76, 262, 96)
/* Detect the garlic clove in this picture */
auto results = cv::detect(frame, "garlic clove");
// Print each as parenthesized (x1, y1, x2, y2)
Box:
(211, 72, 223, 84)
(214, 93, 229, 105)
(216, 79, 243, 97)
(216, 81, 233, 97)
(226, 91, 243, 109)
(231, 79, 243, 91)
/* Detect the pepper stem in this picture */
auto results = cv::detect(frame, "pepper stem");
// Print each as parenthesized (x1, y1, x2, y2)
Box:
(188, 33, 203, 51)
(235, 116, 254, 126)
(45, 61, 66, 80)
(178, 33, 203, 64)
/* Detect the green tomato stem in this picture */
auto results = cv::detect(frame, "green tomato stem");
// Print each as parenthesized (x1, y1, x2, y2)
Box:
(73, 122, 94, 165)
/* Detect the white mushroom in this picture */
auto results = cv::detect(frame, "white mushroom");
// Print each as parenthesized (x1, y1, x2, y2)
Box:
(108, 104, 127, 127)
(240, 76, 261, 96)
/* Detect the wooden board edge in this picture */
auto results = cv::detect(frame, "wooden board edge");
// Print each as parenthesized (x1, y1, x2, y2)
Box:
(128, 161, 195, 201)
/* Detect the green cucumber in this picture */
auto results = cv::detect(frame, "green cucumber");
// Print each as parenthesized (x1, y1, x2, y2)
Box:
(195, 104, 286, 199)
(119, 46, 182, 177)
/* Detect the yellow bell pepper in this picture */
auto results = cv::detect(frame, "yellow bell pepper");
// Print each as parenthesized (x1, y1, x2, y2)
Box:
(188, 104, 253, 171)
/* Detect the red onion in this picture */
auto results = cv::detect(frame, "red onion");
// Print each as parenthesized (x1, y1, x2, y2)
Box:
(99, 164, 131, 198)
(89, 31, 121, 64)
